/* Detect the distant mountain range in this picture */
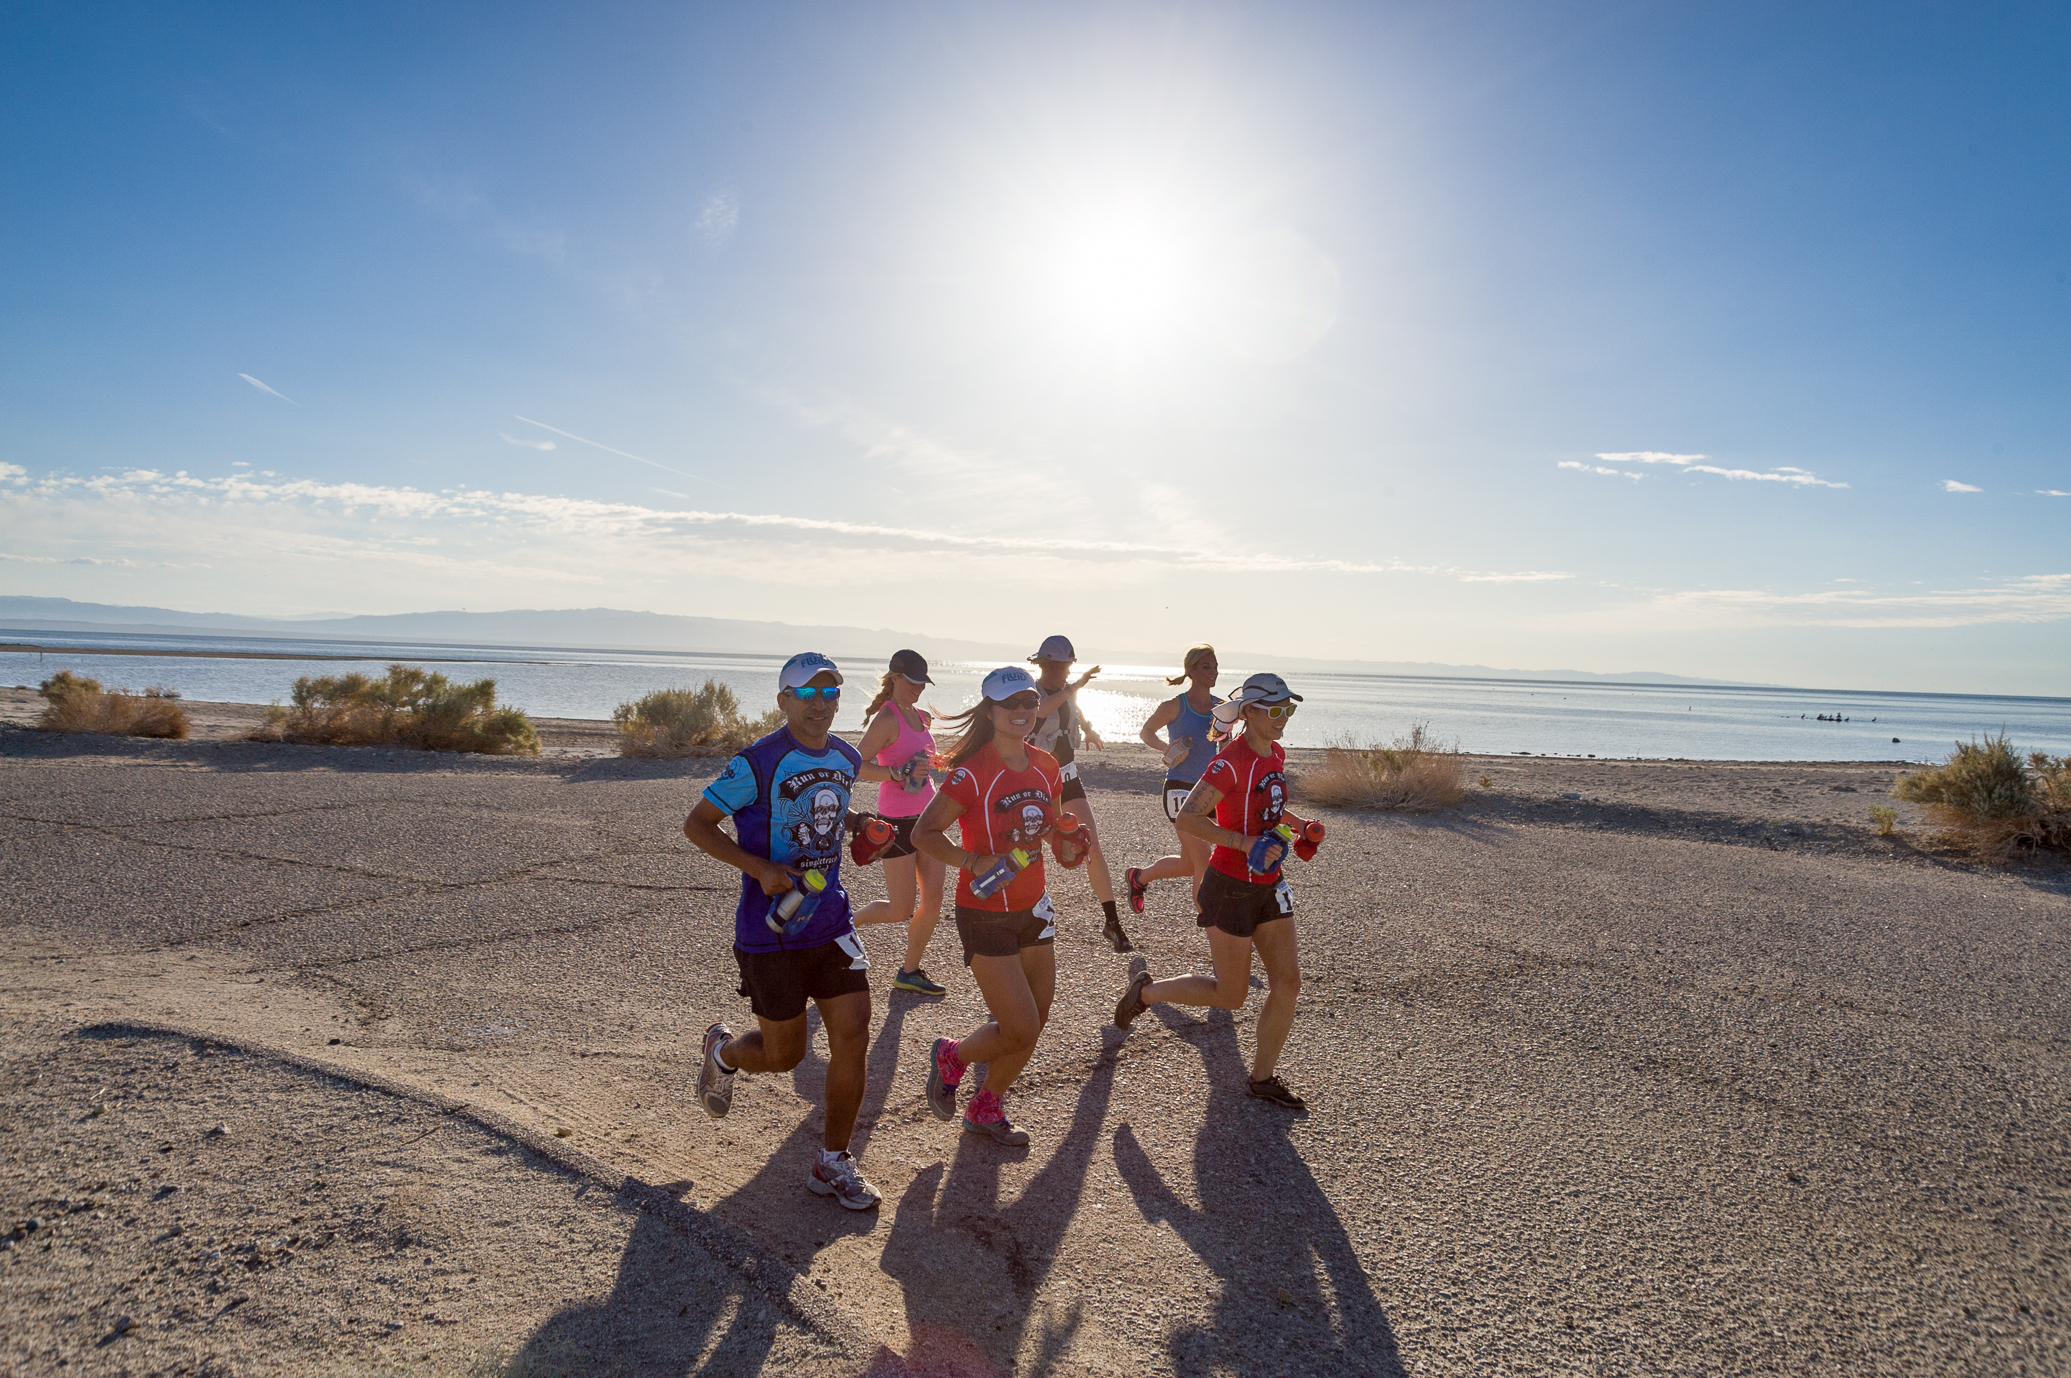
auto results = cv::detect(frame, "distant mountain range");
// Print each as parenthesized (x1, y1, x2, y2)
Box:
(0, 596, 1766, 688)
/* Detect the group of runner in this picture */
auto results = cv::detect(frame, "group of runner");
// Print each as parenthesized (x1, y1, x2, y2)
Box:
(683, 639, 1319, 1211)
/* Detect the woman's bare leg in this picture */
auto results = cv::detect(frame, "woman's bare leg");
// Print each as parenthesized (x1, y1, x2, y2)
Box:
(1247, 918, 1302, 1081)
(1139, 926, 1255, 1010)
(955, 943, 1057, 1095)
(901, 851, 946, 971)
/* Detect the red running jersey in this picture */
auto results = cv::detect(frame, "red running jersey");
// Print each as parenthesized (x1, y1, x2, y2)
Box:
(940, 741, 1064, 911)
(1200, 736, 1289, 882)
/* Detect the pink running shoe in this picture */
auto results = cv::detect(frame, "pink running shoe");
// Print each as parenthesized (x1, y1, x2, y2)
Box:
(961, 1088, 1030, 1147)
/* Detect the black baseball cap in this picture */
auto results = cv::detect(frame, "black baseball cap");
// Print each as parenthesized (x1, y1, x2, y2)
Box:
(888, 648, 933, 685)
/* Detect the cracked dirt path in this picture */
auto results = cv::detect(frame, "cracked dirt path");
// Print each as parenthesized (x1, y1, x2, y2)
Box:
(3, 728, 2069, 1376)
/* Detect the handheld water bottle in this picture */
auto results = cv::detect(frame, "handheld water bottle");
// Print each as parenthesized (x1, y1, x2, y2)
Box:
(1246, 825, 1295, 875)
(767, 869, 828, 935)
(847, 814, 896, 867)
(1161, 736, 1191, 769)
(1049, 815, 1091, 869)
(970, 847, 1036, 900)
(897, 750, 936, 791)
(1293, 819, 1326, 862)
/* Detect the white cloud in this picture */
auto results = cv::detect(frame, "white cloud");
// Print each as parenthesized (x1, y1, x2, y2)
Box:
(1574, 574, 2071, 632)
(2037, 490, 2067, 497)
(0, 466, 1568, 596)
(1558, 461, 1643, 480)
(0, 463, 26, 484)
(1943, 480, 1983, 493)
(1595, 451, 1846, 488)
(238, 373, 297, 405)
(498, 432, 557, 451)
(694, 189, 739, 247)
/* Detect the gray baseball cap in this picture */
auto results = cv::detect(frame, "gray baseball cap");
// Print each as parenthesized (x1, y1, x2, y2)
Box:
(1028, 634, 1076, 664)
(1211, 672, 1303, 724)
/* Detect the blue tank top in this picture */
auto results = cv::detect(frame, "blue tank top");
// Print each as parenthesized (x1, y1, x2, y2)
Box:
(1167, 693, 1221, 783)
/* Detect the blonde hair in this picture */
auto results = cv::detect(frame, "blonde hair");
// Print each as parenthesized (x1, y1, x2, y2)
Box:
(865, 672, 902, 718)
(1166, 643, 1217, 687)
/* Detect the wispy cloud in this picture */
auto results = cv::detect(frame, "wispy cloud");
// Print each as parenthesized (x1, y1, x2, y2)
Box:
(1594, 451, 1846, 488)
(512, 417, 723, 489)
(1574, 574, 2071, 632)
(1943, 480, 1983, 493)
(0, 463, 26, 484)
(2041, 490, 2070, 497)
(1558, 460, 1643, 480)
(693, 188, 739, 247)
(498, 432, 557, 451)
(0, 465, 1567, 589)
(238, 373, 297, 405)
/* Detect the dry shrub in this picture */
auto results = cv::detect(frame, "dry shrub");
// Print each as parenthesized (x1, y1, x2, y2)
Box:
(1293, 722, 1470, 813)
(36, 671, 190, 739)
(1869, 804, 1897, 837)
(1891, 734, 2070, 858)
(614, 680, 782, 758)
(254, 664, 538, 755)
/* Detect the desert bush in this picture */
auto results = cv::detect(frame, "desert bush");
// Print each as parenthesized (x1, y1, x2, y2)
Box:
(1869, 804, 1897, 837)
(36, 671, 190, 739)
(1293, 722, 1470, 813)
(255, 664, 538, 755)
(613, 680, 782, 758)
(1891, 734, 2070, 857)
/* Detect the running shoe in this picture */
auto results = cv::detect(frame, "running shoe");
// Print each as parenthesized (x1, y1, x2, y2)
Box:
(1125, 866, 1149, 914)
(1103, 915, 1135, 953)
(1246, 1075, 1307, 1111)
(698, 1022, 736, 1119)
(893, 967, 947, 995)
(807, 1151, 882, 1211)
(961, 1089, 1030, 1147)
(927, 1037, 964, 1121)
(1112, 972, 1152, 1030)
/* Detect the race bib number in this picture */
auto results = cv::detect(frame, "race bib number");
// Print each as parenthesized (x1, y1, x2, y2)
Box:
(834, 930, 870, 971)
(1058, 761, 1080, 781)
(1273, 880, 1294, 916)
(1163, 786, 1191, 821)
(1032, 893, 1058, 940)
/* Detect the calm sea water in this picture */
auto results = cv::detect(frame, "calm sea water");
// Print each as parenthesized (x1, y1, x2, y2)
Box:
(7, 627, 2068, 763)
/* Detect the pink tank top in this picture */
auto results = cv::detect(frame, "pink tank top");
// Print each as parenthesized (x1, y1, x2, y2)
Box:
(873, 704, 936, 818)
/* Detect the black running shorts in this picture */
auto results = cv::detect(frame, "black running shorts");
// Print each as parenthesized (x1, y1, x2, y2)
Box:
(1161, 777, 1194, 822)
(954, 897, 1058, 964)
(1196, 868, 1294, 939)
(733, 937, 871, 1023)
(879, 814, 920, 860)
(1059, 775, 1087, 803)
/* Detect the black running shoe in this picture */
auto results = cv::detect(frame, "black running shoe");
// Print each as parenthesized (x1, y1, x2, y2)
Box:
(1103, 915, 1135, 953)
(1113, 972, 1152, 1030)
(1125, 866, 1149, 914)
(1246, 1075, 1307, 1111)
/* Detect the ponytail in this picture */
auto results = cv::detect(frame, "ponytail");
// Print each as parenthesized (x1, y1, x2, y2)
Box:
(864, 672, 901, 719)
(1166, 642, 1217, 687)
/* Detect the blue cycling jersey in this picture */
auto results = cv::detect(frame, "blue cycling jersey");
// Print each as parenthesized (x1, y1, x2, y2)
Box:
(701, 726, 863, 953)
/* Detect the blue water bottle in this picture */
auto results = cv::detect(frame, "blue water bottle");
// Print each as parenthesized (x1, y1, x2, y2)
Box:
(1246, 825, 1294, 875)
(767, 869, 828, 936)
(970, 847, 1035, 900)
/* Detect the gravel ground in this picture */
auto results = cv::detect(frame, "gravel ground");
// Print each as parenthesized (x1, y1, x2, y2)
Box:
(2, 721, 2067, 1376)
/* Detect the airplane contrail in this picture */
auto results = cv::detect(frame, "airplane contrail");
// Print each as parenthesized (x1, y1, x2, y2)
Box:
(513, 416, 725, 489)
(238, 373, 298, 405)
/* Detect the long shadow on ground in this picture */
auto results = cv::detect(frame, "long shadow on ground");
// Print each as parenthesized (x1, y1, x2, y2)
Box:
(1112, 1005, 1406, 1378)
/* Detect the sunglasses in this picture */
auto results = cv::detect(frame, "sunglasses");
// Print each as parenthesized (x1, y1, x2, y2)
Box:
(993, 692, 1041, 710)
(790, 685, 842, 702)
(1250, 701, 1295, 719)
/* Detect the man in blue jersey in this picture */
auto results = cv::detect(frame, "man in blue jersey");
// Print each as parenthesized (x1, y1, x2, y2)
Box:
(683, 651, 880, 1210)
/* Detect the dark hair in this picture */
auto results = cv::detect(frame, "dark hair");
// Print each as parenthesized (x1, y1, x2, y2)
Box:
(1166, 642, 1217, 687)
(933, 700, 1000, 769)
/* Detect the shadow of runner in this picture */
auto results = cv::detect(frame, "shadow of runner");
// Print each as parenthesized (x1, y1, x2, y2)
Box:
(1112, 1006, 1405, 1378)
(871, 1048, 1120, 1376)
(501, 997, 915, 1375)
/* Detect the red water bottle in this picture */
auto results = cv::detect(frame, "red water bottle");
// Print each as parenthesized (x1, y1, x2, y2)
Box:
(847, 813, 896, 867)
(1050, 815, 1091, 869)
(1293, 819, 1325, 862)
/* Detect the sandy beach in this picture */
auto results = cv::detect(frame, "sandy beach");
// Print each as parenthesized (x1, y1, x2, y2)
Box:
(2, 695, 2066, 1376)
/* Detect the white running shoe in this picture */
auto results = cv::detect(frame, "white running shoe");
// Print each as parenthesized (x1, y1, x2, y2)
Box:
(807, 1151, 882, 1210)
(698, 1022, 735, 1119)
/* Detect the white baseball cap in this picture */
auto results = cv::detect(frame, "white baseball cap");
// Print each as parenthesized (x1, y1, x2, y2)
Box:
(980, 665, 1040, 701)
(1211, 672, 1303, 725)
(778, 651, 843, 692)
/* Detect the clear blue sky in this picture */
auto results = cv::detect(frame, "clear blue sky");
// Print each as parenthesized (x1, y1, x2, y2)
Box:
(2, 2, 2066, 691)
